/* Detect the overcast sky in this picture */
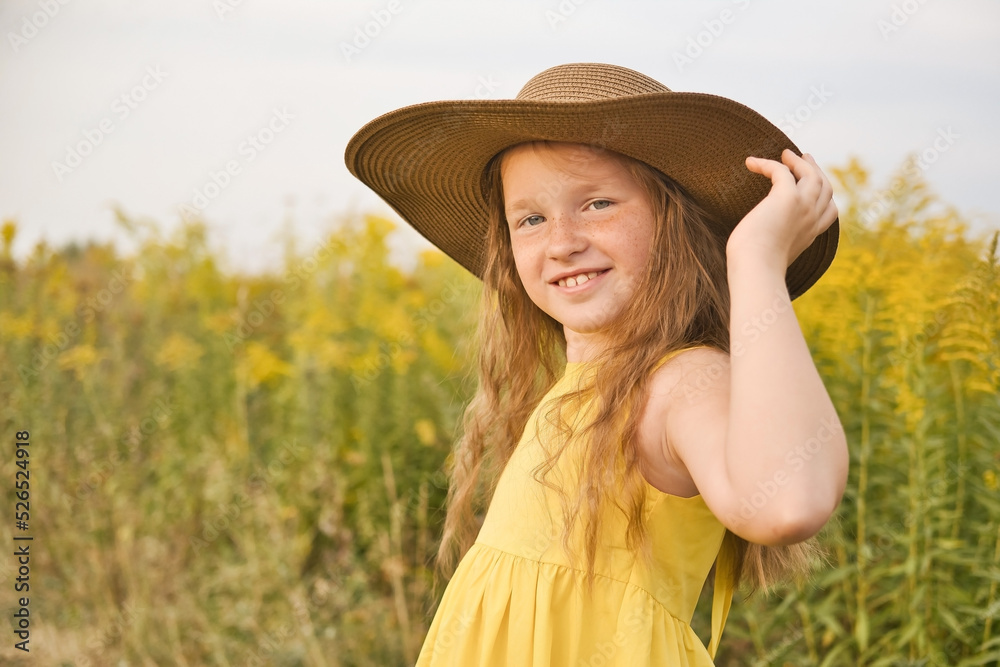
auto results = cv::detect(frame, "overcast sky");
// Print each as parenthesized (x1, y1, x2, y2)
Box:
(1, 0, 997, 273)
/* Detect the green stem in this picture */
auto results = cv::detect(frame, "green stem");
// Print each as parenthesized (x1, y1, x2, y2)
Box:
(985, 523, 1000, 647)
(901, 348, 929, 661)
(796, 597, 818, 663)
(855, 293, 876, 658)
(382, 452, 413, 663)
(914, 353, 929, 659)
(949, 362, 966, 541)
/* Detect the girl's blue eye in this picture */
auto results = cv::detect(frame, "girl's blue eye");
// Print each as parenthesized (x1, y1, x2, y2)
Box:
(590, 200, 612, 210)
(522, 215, 544, 227)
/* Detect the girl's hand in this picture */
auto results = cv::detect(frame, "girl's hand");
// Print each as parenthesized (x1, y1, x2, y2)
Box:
(726, 149, 839, 269)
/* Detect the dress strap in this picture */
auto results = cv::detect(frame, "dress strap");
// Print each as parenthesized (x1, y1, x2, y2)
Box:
(707, 534, 735, 659)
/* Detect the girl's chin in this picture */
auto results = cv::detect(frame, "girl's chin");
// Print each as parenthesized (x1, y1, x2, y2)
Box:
(559, 315, 620, 337)
(543, 300, 627, 335)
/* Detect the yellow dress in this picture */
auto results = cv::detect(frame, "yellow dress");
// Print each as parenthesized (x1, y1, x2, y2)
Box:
(415, 348, 735, 666)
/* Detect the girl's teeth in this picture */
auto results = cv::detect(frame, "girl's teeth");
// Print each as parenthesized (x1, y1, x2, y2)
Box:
(559, 271, 600, 288)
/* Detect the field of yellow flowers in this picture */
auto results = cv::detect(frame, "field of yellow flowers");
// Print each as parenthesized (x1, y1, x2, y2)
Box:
(1, 158, 998, 666)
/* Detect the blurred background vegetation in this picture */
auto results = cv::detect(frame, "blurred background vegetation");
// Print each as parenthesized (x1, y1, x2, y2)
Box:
(1, 157, 998, 666)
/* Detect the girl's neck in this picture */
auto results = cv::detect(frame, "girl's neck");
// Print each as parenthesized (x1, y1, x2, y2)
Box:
(563, 328, 610, 364)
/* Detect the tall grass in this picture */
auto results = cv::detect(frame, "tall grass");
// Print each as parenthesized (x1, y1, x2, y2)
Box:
(0, 159, 997, 665)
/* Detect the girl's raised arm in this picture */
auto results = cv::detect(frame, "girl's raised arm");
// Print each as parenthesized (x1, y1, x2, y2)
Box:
(647, 150, 848, 546)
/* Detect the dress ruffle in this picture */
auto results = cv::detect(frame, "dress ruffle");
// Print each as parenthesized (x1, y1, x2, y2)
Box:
(417, 542, 722, 666)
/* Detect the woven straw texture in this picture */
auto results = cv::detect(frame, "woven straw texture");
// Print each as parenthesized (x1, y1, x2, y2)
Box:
(345, 63, 839, 299)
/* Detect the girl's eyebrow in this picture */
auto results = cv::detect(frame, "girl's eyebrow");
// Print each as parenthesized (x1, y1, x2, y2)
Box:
(506, 177, 622, 209)
(504, 197, 537, 214)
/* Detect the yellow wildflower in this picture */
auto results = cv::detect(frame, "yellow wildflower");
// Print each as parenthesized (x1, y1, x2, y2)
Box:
(57, 344, 101, 380)
(414, 419, 436, 446)
(1, 219, 15, 251)
(155, 333, 205, 371)
(985, 470, 998, 491)
(420, 249, 446, 269)
(243, 341, 292, 387)
(203, 312, 237, 335)
(315, 340, 350, 371)
(1, 314, 33, 341)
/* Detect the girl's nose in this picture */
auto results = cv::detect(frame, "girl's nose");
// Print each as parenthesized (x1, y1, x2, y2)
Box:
(545, 212, 587, 260)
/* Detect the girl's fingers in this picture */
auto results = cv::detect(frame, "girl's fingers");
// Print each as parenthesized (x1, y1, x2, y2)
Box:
(749, 151, 834, 201)
(803, 153, 834, 196)
(784, 150, 821, 185)
(821, 197, 839, 229)
(745, 155, 796, 188)
(755, 150, 822, 192)
(782, 150, 834, 212)
(799, 153, 833, 203)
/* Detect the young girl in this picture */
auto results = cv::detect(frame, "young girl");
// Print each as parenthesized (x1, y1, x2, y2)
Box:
(346, 63, 848, 665)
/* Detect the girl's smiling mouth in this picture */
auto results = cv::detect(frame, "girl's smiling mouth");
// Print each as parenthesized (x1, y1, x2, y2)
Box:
(551, 268, 610, 289)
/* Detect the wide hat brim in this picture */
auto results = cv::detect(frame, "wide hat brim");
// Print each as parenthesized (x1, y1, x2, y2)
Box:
(345, 69, 838, 300)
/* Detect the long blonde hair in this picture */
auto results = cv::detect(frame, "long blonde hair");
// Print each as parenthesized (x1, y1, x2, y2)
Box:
(433, 141, 819, 601)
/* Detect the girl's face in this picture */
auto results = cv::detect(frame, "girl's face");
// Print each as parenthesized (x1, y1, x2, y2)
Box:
(500, 142, 656, 358)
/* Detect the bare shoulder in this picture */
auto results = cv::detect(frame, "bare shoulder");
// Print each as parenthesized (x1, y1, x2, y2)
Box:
(636, 347, 731, 497)
(639, 345, 847, 544)
(647, 346, 731, 406)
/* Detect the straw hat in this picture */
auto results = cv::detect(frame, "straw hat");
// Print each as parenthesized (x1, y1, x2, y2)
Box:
(345, 63, 838, 300)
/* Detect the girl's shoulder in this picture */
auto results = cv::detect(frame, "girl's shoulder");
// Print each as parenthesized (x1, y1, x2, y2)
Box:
(636, 346, 730, 497)
(650, 345, 730, 393)
(646, 345, 732, 426)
